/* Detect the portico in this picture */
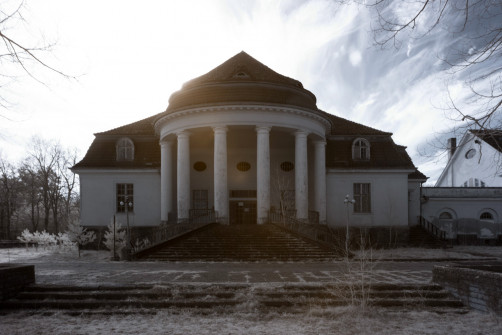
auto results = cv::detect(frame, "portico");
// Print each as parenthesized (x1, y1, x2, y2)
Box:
(157, 112, 328, 225)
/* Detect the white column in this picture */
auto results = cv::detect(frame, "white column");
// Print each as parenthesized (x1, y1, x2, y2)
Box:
(213, 126, 228, 224)
(295, 130, 309, 221)
(313, 140, 327, 224)
(176, 131, 190, 221)
(160, 140, 174, 223)
(256, 126, 271, 225)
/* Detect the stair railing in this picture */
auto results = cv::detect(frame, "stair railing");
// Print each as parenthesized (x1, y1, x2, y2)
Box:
(419, 216, 447, 240)
(130, 209, 215, 255)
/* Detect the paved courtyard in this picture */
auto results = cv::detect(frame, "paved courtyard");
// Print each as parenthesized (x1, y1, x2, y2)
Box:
(32, 260, 435, 286)
(2, 245, 501, 287)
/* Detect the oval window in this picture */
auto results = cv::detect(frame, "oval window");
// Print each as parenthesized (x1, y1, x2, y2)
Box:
(280, 161, 294, 172)
(193, 161, 207, 172)
(236, 162, 251, 172)
(465, 149, 476, 159)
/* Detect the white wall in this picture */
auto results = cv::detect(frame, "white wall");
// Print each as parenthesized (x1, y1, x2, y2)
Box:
(421, 187, 502, 239)
(79, 170, 161, 227)
(437, 133, 502, 187)
(326, 171, 410, 227)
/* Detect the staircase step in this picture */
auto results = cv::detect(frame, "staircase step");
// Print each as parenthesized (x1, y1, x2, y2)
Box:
(1, 283, 466, 313)
(138, 223, 337, 262)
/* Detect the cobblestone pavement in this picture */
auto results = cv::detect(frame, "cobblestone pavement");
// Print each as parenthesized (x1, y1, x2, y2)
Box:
(32, 261, 435, 286)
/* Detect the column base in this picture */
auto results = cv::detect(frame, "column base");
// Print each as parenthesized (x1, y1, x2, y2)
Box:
(257, 217, 268, 225)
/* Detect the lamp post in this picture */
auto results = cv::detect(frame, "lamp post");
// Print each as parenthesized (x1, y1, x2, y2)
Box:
(120, 196, 133, 260)
(344, 194, 355, 259)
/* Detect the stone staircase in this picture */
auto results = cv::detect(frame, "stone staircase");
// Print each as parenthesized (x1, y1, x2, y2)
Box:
(137, 223, 337, 261)
(0, 283, 467, 314)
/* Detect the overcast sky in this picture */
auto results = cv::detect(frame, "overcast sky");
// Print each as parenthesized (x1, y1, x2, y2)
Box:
(0, 0, 497, 184)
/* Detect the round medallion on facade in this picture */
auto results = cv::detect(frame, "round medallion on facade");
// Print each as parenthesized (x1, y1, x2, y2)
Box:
(465, 149, 476, 159)
(236, 162, 251, 172)
(280, 161, 294, 172)
(193, 161, 207, 171)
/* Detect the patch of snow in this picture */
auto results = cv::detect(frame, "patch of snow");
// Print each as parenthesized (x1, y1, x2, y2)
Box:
(0, 308, 501, 335)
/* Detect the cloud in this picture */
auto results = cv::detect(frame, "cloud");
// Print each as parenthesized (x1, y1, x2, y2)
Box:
(349, 51, 362, 66)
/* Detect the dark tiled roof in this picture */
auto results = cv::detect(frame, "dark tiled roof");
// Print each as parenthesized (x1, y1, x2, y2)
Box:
(97, 114, 160, 136)
(72, 136, 160, 169)
(183, 51, 303, 89)
(408, 169, 428, 180)
(326, 138, 415, 169)
(470, 129, 502, 153)
(321, 111, 391, 136)
(163, 51, 318, 113)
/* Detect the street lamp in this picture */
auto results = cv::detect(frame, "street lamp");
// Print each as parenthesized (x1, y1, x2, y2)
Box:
(119, 196, 133, 260)
(344, 194, 355, 259)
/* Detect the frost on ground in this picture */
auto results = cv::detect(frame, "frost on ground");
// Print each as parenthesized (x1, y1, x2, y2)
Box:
(2, 245, 502, 264)
(0, 308, 501, 335)
(353, 246, 502, 260)
(1, 246, 502, 334)
(0, 247, 110, 263)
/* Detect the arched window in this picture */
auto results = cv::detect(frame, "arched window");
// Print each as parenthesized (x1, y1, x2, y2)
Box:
(480, 212, 493, 220)
(352, 138, 370, 160)
(116, 138, 134, 161)
(439, 212, 453, 220)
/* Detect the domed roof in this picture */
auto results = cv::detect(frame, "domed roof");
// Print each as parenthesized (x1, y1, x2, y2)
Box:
(165, 51, 318, 112)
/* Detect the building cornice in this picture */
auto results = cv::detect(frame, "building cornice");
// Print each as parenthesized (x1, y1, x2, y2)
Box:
(72, 168, 160, 174)
(154, 104, 331, 135)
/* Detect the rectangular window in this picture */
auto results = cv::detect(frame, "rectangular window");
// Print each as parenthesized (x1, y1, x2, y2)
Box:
(353, 183, 371, 213)
(116, 183, 134, 213)
(192, 190, 208, 209)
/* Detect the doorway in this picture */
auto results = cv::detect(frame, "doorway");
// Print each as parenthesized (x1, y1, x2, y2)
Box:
(229, 200, 257, 225)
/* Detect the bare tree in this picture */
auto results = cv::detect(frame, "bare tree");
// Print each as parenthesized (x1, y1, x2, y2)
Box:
(0, 0, 71, 114)
(271, 166, 295, 218)
(56, 147, 80, 230)
(26, 137, 61, 232)
(18, 164, 41, 231)
(0, 156, 20, 239)
(351, 1, 502, 142)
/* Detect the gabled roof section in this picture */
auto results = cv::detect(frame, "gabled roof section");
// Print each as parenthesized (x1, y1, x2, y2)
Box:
(470, 129, 502, 153)
(73, 114, 163, 170)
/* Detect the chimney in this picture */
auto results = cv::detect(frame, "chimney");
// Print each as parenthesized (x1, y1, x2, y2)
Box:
(447, 137, 456, 161)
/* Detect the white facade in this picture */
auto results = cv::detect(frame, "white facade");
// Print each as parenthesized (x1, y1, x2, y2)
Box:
(327, 171, 411, 227)
(73, 52, 420, 234)
(421, 187, 502, 240)
(436, 131, 502, 187)
(79, 170, 161, 227)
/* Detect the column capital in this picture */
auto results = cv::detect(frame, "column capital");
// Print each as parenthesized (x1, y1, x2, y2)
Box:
(255, 126, 272, 134)
(313, 139, 327, 147)
(176, 130, 190, 138)
(212, 126, 228, 134)
(159, 139, 174, 147)
(294, 130, 309, 138)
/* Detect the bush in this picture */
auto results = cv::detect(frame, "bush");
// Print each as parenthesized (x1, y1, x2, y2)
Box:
(103, 219, 126, 260)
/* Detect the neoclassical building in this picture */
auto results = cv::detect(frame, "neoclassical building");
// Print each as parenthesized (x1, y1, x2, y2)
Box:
(73, 52, 424, 235)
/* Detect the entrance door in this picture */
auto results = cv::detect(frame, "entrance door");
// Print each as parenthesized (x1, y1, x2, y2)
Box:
(229, 200, 257, 225)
